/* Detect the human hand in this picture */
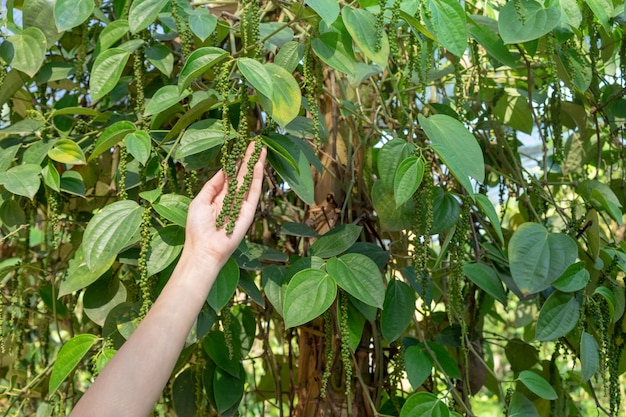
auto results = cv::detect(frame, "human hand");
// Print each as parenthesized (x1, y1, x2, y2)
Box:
(182, 141, 266, 268)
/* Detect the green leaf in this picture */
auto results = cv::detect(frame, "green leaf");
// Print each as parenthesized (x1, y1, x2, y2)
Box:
(54, 0, 94, 31)
(508, 222, 578, 295)
(283, 269, 337, 328)
(280, 222, 319, 238)
(207, 258, 240, 312)
(178, 47, 229, 93)
(203, 331, 241, 377)
(128, 0, 168, 33)
(404, 344, 433, 390)
(311, 31, 357, 77)
(342, 7, 389, 68)
(213, 365, 245, 413)
(326, 253, 384, 308)
(0, 164, 41, 199)
(153, 194, 190, 227)
(577, 180, 623, 225)
(493, 90, 533, 134)
(467, 16, 517, 68)
(175, 119, 225, 160)
(125, 131, 152, 166)
(505, 338, 539, 373)
(552, 262, 590, 293)
(146, 225, 185, 276)
(83, 201, 145, 271)
(377, 138, 416, 189)
(535, 291, 580, 341)
(371, 181, 414, 231)
(261, 134, 299, 173)
(90, 121, 136, 161)
(41, 162, 60, 192)
(581, 331, 599, 382)
(83, 275, 127, 326)
(237, 58, 274, 98)
(423, 0, 467, 57)
(310, 224, 362, 258)
(474, 193, 505, 245)
(145, 85, 191, 116)
(189, 8, 218, 42)
(49, 334, 98, 395)
(462, 263, 507, 305)
(498, 0, 561, 45)
(259, 63, 301, 128)
(274, 41, 303, 73)
(381, 280, 416, 342)
(305, 0, 340, 25)
(23, 0, 63, 47)
(509, 392, 540, 417)
(59, 246, 115, 296)
(419, 114, 484, 195)
(518, 370, 558, 400)
(146, 43, 174, 76)
(394, 156, 424, 206)
(48, 139, 86, 165)
(0, 27, 47, 77)
(266, 136, 314, 205)
(400, 392, 449, 417)
(89, 48, 131, 102)
(594, 286, 617, 322)
(60, 170, 85, 196)
(172, 368, 198, 417)
(95, 19, 130, 55)
(583, 0, 613, 32)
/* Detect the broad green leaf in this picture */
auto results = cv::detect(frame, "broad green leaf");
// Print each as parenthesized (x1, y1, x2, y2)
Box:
(310, 224, 362, 258)
(49, 334, 98, 394)
(509, 392, 540, 417)
(175, 118, 225, 160)
(83, 201, 145, 271)
(52, 107, 100, 117)
(0, 27, 47, 77)
(60, 171, 85, 196)
(172, 368, 198, 417)
(23, 0, 63, 47)
(312, 31, 357, 77)
(90, 48, 131, 101)
(54, 0, 94, 31)
(474, 193, 505, 245)
(84, 276, 127, 326)
(0, 119, 45, 136)
(41, 162, 60, 192)
(581, 331, 599, 382)
(427, 341, 461, 379)
(493, 90, 533, 134)
(326, 253, 384, 308)
(400, 392, 449, 417)
(594, 286, 617, 322)
(146, 44, 174, 76)
(90, 121, 136, 161)
(153, 194, 191, 227)
(423, 0, 467, 57)
(498, 0, 561, 45)
(260, 63, 301, 128)
(404, 344, 433, 390)
(262, 265, 288, 315)
(305, 0, 340, 25)
(258, 22, 295, 50)
(344, 301, 366, 351)
(145, 85, 191, 116)
(0, 164, 41, 199)
(583, 0, 613, 32)
(266, 137, 314, 205)
(214, 365, 245, 413)
(377, 138, 416, 189)
(552, 262, 589, 292)
(419, 114, 484, 195)
(128, 0, 168, 33)
(95, 19, 130, 55)
(535, 291, 580, 341)
(140, 189, 163, 204)
(178, 47, 229, 93)
(467, 16, 517, 68)
(280, 222, 319, 238)
(189, 8, 218, 41)
(505, 338, 539, 373)
(237, 58, 273, 98)
(463, 263, 507, 305)
(518, 370, 558, 400)
(371, 181, 414, 231)
(48, 139, 86, 165)
(207, 258, 240, 312)
(274, 41, 303, 73)
(381, 280, 416, 342)
(283, 269, 337, 328)
(399, 10, 436, 41)
(203, 331, 241, 377)
(394, 156, 424, 206)
(146, 225, 185, 276)
(59, 246, 115, 296)
(557, 46, 592, 92)
(262, 134, 299, 173)
(342, 7, 389, 68)
(125, 131, 151, 166)
(508, 223, 578, 295)
(577, 180, 623, 225)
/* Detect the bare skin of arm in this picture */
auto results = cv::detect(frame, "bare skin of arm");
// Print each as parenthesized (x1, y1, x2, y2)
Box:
(69, 143, 266, 417)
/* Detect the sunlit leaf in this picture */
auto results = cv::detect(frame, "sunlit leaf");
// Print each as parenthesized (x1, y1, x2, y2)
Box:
(0, 27, 47, 77)
(49, 334, 98, 395)
(189, 8, 218, 41)
(0, 164, 41, 199)
(310, 224, 362, 258)
(393, 156, 424, 206)
(125, 131, 152, 166)
(498, 0, 561, 44)
(518, 370, 558, 400)
(54, 0, 94, 31)
(283, 269, 337, 328)
(128, 0, 168, 33)
(153, 194, 190, 227)
(48, 139, 86, 165)
(305, 0, 340, 25)
(326, 253, 384, 308)
(207, 258, 240, 312)
(178, 47, 229, 93)
(342, 7, 389, 68)
(90, 48, 131, 101)
(535, 291, 580, 341)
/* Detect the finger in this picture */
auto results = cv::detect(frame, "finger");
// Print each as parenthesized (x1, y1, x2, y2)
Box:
(195, 169, 225, 203)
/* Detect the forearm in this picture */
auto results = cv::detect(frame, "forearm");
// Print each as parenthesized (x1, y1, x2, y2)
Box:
(70, 252, 223, 417)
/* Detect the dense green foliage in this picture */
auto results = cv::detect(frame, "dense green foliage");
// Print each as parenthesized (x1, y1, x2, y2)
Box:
(1, 0, 625, 416)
